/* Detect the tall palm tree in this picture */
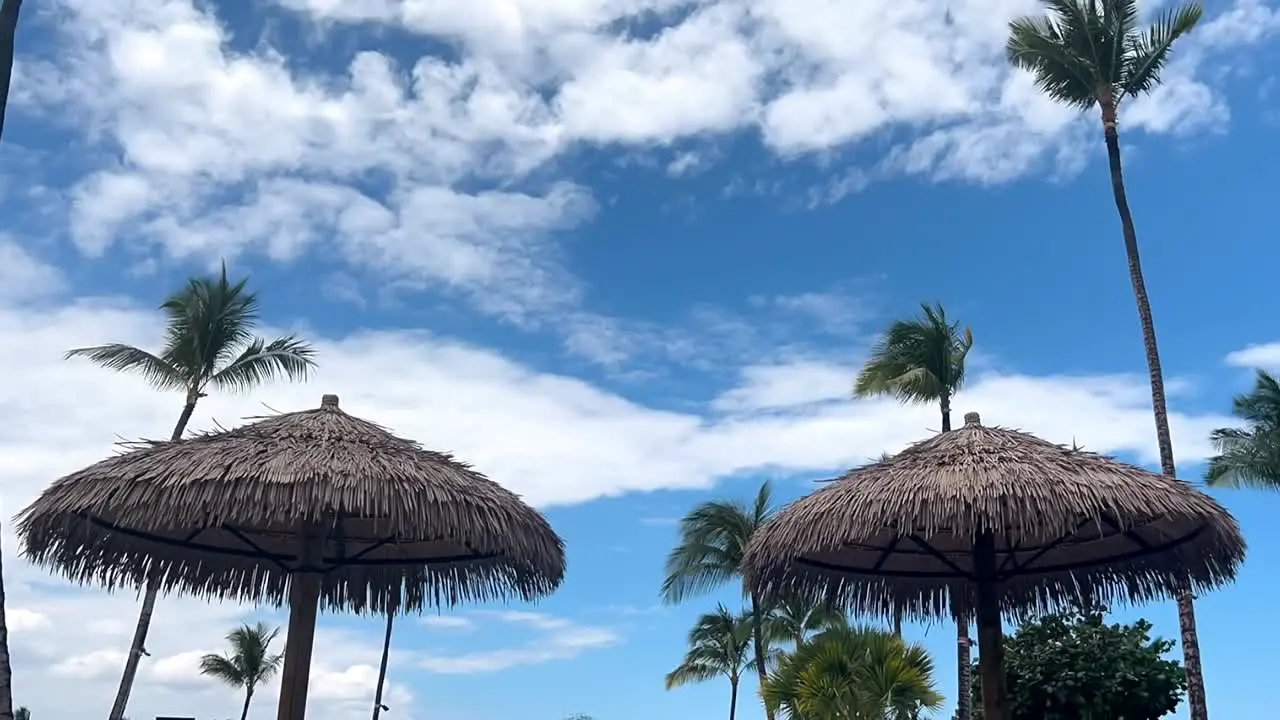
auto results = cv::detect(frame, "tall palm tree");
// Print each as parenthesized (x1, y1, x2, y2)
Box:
(665, 606, 756, 720)
(67, 263, 317, 720)
(1005, 2, 1207, 717)
(765, 596, 848, 650)
(1205, 369, 1280, 489)
(371, 610, 395, 720)
(199, 622, 285, 720)
(0, 0, 22, 143)
(853, 302, 973, 717)
(762, 625, 943, 720)
(661, 481, 778, 720)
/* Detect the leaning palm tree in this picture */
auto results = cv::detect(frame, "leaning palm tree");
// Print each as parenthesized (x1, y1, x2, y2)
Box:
(853, 301, 972, 716)
(1205, 369, 1280, 489)
(0, 0, 22, 143)
(67, 263, 317, 720)
(661, 481, 778, 720)
(1005, 2, 1208, 717)
(199, 622, 284, 720)
(762, 625, 943, 720)
(665, 606, 755, 720)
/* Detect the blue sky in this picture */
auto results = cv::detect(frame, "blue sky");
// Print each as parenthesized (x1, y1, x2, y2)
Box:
(2, 0, 1280, 719)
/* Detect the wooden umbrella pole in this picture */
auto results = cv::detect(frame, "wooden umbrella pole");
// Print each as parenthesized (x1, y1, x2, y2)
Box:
(277, 521, 324, 720)
(973, 531, 1009, 720)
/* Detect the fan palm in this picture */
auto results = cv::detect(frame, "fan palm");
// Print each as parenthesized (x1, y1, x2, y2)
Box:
(853, 302, 972, 715)
(665, 606, 756, 720)
(0, 0, 21, 143)
(1205, 369, 1280, 489)
(661, 481, 779, 720)
(67, 263, 317, 720)
(762, 625, 943, 720)
(199, 622, 285, 720)
(1005, 1, 1207, 717)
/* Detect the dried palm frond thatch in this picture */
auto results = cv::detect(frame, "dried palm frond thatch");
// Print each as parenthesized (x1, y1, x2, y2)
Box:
(742, 412, 1245, 620)
(16, 394, 565, 613)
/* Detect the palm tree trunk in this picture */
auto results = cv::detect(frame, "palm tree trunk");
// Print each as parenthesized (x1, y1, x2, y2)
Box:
(728, 677, 739, 720)
(239, 689, 254, 720)
(748, 592, 775, 720)
(371, 610, 395, 720)
(1102, 109, 1208, 720)
(108, 393, 200, 720)
(0, 536, 14, 720)
(0, 0, 21, 143)
(940, 399, 972, 720)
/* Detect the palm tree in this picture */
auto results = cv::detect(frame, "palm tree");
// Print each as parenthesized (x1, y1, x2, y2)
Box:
(665, 605, 755, 720)
(661, 481, 778, 720)
(371, 610, 395, 720)
(765, 596, 848, 650)
(762, 625, 943, 720)
(853, 302, 972, 716)
(1205, 369, 1280, 489)
(1005, 2, 1207, 717)
(199, 622, 285, 720)
(0, 0, 22, 143)
(66, 263, 317, 720)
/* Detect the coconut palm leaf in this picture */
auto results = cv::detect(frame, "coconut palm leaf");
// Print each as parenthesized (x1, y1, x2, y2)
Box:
(1205, 370, 1280, 489)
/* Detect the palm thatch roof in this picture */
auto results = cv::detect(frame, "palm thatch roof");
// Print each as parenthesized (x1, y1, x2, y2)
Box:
(742, 412, 1245, 619)
(16, 394, 565, 613)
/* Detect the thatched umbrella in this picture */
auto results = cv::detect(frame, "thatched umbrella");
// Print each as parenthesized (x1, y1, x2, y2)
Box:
(16, 394, 565, 720)
(742, 411, 1245, 720)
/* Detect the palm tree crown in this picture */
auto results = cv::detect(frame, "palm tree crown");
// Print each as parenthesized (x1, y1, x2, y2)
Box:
(1006, 0, 1202, 119)
(666, 606, 756, 720)
(665, 606, 755, 690)
(200, 623, 284, 720)
(67, 263, 316, 399)
(854, 302, 972, 428)
(1205, 369, 1280, 489)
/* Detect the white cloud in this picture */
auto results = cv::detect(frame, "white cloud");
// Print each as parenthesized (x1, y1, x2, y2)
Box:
(0, 240, 66, 301)
(1224, 342, 1280, 369)
(11, 0, 1271, 333)
(418, 612, 621, 673)
(421, 615, 476, 630)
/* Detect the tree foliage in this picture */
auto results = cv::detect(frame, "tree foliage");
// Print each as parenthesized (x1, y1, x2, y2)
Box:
(763, 625, 942, 720)
(971, 607, 1185, 720)
(1205, 369, 1280, 489)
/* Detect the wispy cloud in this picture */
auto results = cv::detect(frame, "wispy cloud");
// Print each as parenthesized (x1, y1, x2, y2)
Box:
(418, 612, 621, 674)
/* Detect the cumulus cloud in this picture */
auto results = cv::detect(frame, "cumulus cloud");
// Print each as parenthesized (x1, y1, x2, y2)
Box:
(10, 0, 1275, 344)
(418, 612, 621, 673)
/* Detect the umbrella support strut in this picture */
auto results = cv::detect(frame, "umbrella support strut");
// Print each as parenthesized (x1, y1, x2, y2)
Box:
(277, 522, 323, 720)
(973, 530, 1009, 720)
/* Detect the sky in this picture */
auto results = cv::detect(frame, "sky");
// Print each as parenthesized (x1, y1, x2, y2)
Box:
(2, 0, 1280, 718)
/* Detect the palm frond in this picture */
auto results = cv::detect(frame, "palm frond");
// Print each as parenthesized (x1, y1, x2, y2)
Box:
(661, 484, 775, 604)
(1006, 10, 1099, 110)
(199, 653, 246, 687)
(64, 344, 186, 391)
(209, 336, 318, 393)
(1122, 2, 1203, 98)
(1204, 369, 1280, 489)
